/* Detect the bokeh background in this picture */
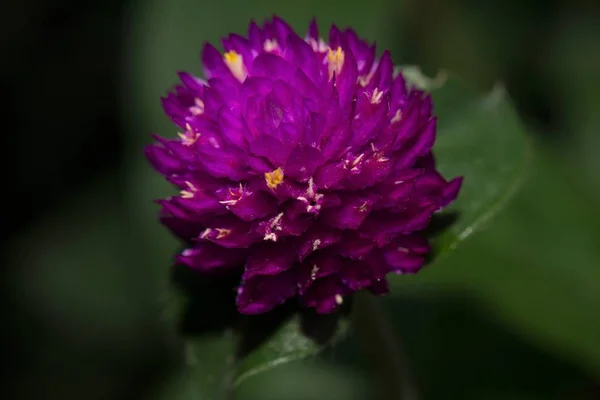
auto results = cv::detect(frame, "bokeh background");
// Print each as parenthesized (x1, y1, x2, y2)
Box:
(2, 0, 600, 399)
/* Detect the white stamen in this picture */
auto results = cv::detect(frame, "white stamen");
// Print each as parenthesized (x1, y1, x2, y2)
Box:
(190, 98, 205, 116)
(391, 109, 403, 123)
(370, 87, 384, 104)
(263, 39, 278, 52)
(264, 233, 277, 241)
(311, 264, 319, 280)
(312, 239, 321, 251)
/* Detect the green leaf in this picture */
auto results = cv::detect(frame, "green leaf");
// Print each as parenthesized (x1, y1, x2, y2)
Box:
(155, 266, 349, 400)
(392, 68, 600, 375)
(399, 67, 532, 263)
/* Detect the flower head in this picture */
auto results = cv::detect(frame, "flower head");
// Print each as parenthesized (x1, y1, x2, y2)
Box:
(146, 17, 462, 314)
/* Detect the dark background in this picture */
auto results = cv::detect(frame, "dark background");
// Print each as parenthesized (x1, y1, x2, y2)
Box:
(2, 0, 600, 399)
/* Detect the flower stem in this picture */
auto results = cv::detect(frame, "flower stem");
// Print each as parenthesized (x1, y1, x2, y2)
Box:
(352, 292, 420, 400)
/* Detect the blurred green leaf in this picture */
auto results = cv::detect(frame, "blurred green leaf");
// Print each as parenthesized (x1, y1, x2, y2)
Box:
(401, 69, 531, 262)
(162, 301, 349, 399)
(390, 72, 600, 375)
(157, 266, 349, 399)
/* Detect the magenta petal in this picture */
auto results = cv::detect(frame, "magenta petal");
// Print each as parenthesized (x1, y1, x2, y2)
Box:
(170, 193, 224, 216)
(222, 33, 254, 69)
(314, 161, 347, 189)
(368, 279, 389, 295)
(178, 71, 206, 92)
(248, 20, 263, 51)
(297, 227, 341, 261)
(307, 18, 319, 41)
(384, 244, 426, 274)
(442, 177, 463, 206)
(346, 29, 375, 74)
(304, 251, 343, 280)
(285, 34, 320, 82)
(344, 155, 393, 190)
(284, 145, 323, 181)
(335, 45, 358, 108)
(322, 192, 380, 230)
(236, 270, 297, 314)
(328, 24, 343, 49)
(160, 213, 203, 241)
(225, 189, 278, 221)
(145, 144, 185, 175)
(301, 276, 349, 313)
(339, 259, 377, 290)
(272, 16, 297, 43)
(177, 242, 245, 272)
(200, 217, 262, 248)
(243, 241, 296, 278)
(250, 53, 294, 81)
(373, 51, 394, 90)
(337, 231, 375, 260)
(196, 146, 248, 180)
(351, 93, 389, 148)
(202, 43, 232, 81)
(217, 106, 248, 149)
(249, 134, 290, 166)
(395, 118, 437, 170)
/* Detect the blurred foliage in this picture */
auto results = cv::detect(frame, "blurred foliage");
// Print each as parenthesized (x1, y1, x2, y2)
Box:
(2, 0, 600, 399)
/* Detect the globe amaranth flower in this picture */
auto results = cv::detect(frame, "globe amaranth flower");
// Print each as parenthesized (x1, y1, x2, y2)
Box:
(145, 16, 462, 315)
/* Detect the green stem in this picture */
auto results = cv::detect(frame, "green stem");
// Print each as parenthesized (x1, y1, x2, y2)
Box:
(352, 292, 420, 400)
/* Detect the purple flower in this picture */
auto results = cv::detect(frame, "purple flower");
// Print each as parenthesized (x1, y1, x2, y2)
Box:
(146, 16, 462, 315)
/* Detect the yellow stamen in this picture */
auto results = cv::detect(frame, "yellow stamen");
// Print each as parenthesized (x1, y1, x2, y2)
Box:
(265, 167, 284, 190)
(327, 46, 345, 81)
(223, 50, 247, 82)
(335, 294, 344, 305)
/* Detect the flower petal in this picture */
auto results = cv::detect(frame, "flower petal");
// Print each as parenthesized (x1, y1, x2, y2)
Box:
(177, 242, 245, 272)
(237, 270, 297, 314)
